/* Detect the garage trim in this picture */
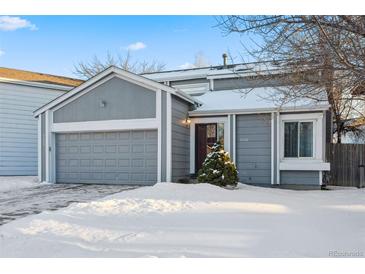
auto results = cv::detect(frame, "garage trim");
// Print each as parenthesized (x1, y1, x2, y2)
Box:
(52, 118, 158, 133)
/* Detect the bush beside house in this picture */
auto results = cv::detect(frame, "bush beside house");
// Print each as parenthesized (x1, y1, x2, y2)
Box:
(197, 143, 238, 187)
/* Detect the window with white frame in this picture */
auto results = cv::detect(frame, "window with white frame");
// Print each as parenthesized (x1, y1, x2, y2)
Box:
(284, 121, 314, 158)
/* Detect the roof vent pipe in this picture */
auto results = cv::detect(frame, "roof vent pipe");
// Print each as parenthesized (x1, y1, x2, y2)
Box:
(222, 53, 228, 68)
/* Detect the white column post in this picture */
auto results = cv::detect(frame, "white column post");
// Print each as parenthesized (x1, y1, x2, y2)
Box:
(37, 116, 42, 181)
(276, 111, 280, 185)
(156, 89, 162, 183)
(166, 93, 172, 182)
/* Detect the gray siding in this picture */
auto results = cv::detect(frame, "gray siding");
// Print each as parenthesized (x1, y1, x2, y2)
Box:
(171, 95, 190, 181)
(281, 171, 319, 185)
(0, 82, 65, 176)
(55, 130, 157, 185)
(213, 77, 284, 91)
(53, 77, 156, 123)
(236, 114, 271, 184)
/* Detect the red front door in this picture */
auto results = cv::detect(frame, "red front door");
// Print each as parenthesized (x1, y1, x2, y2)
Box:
(195, 123, 217, 173)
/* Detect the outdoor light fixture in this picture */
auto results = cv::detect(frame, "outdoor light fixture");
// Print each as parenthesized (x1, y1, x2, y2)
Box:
(183, 115, 191, 127)
(100, 100, 106, 108)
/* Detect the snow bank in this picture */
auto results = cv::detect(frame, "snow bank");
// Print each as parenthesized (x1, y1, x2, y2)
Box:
(0, 176, 39, 192)
(0, 182, 364, 257)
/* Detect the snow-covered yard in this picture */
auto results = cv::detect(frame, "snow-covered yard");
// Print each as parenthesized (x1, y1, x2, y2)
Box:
(0, 182, 364, 257)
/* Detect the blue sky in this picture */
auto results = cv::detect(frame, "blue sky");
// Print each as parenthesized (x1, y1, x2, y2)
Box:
(0, 16, 251, 78)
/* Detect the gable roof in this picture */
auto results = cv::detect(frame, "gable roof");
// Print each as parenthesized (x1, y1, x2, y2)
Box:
(34, 66, 199, 117)
(0, 67, 84, 88)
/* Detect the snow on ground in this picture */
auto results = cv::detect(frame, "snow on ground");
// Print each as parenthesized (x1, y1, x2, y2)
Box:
(0, 182, 364, 257)
(0, 176, 39, 192)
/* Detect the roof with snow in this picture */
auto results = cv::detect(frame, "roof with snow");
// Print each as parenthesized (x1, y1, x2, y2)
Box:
(142, 61, 286, 82)
(190, 87, 330, 115)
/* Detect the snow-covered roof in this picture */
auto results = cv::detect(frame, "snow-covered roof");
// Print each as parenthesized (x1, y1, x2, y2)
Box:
(142, 62, 287, 82)
(190, 87, 330, 115)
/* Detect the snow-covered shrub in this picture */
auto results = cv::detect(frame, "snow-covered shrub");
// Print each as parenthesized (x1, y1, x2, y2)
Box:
(197, 143, 238, 187)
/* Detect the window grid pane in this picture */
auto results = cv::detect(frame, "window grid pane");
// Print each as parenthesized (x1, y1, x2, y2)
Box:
(284, 122, 298, 157)
(299, 122, 313, 157)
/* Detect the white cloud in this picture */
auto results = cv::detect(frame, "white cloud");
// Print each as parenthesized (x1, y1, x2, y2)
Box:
(0, 49, 4, 56)
(178, 62, 196, 70)
(124, 42, 147, 51)
(0, 16, 37, 31)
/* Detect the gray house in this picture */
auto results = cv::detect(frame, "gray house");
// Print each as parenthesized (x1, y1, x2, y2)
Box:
(35, 65, 331, 187)
(0, 67, 82, 176)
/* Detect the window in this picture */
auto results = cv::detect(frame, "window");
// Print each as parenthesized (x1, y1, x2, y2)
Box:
(284, 121, 313, 158)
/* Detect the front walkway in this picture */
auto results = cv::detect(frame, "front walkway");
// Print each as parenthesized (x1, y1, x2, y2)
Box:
(0, 183, 137, 225)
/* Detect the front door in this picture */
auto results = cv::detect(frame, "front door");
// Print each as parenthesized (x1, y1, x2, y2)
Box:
(195, 123, 222, 172)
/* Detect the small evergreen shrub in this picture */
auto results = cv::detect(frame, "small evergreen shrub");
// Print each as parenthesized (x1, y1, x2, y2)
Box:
(197, 143, 238, 187)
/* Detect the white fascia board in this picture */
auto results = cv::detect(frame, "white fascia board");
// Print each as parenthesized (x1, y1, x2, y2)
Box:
(34, 66, 197, 117)
(52, 118, 158, 133)
(280, 162, 330, 171)
(143, 72, 209, 82)
(206, 73, 247, 80)
(189, 105, 330, 117)
(0, 77, 74, 91)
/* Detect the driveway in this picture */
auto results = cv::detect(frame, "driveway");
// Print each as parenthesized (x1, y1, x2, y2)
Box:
(0, 183, 138, 225)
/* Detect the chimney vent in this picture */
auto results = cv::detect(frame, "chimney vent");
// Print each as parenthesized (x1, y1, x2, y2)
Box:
(222, 53, 228, 68)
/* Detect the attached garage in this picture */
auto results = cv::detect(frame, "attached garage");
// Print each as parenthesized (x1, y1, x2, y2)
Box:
(34, 66, 196, 185)
(56, 130, 157, 185)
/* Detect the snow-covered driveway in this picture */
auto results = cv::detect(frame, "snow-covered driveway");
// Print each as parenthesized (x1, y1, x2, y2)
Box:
(0, 183, 364, 257)
(0, 183, 137, 225)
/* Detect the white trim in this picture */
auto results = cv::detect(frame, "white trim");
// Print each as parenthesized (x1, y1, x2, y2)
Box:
(171, 82, 209, 95)
(189, 105, 331, 117)
(280, 112, 323, 161)
(227, 114, 231, 155)
(143, 72, 208, 82)
(0, 77, 75, 91)
(279, 112, 329, 172)
(189, 122, 195, 174)
(166, 93, 172, 182)
(271, 112, 274, 185)
(280, 162, 330, 171)
(156, 89, 162, 183)
(189, 116, 229, 174)
(209, 79, 214, 91)
(52, 118, 159, 133)
(51, 130, 56, 183)
(206, 73, 248, 80)
(37, 116, 42, 181)
(319, 170, 323, 185)
(276, 111, 280, 185)
(45, 110, 50, 183)
(232, 114, 236, 164)
(34, 66, 197, 117)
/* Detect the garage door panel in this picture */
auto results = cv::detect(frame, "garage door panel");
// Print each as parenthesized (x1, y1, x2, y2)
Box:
(56, 130, 157, 185)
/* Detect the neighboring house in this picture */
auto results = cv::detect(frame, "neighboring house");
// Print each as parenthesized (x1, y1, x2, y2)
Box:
(0, 67, 83, 176)
(35, 65, 331, 187)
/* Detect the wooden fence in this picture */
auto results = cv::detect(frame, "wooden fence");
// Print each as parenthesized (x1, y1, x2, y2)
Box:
(326, 143, 365, 188)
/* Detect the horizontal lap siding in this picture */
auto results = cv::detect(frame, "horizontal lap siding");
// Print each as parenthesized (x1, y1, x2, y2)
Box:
(171, 95, 190, 182)
(0, 83, 64, 175)
(53, 77, 156, 123)
(281, 171, 319, 185)
(236, 114, 271, 184)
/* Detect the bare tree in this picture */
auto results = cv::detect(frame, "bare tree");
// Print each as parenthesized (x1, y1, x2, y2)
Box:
(74, 51, 166, 79)
(217, 16, 365, 143)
